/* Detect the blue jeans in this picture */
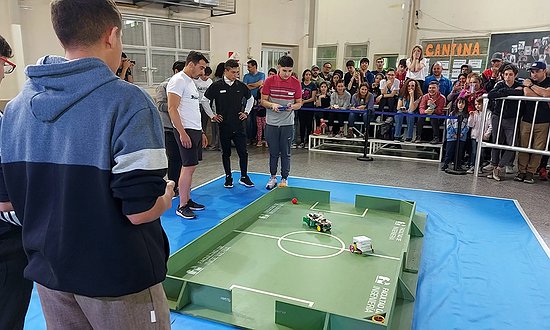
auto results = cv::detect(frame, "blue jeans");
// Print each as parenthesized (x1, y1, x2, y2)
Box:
(348, 111, 372, 133)
(444, 140, 465, 165)
(470, 139, 478, 166)
(394, 111, 415, 139)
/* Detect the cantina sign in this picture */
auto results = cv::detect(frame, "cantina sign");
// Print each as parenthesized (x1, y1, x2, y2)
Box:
(425, 41, 481, 57)
(421, 37, 489, 58)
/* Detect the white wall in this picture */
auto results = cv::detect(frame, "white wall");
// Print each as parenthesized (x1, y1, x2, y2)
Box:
(248, 0, 311, 71)
(316, 0, 409, 69)
(416, 0, 550, 41)
(1, 0, 549, 100)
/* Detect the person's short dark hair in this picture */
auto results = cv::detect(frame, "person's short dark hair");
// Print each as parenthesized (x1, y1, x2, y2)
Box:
(345, 60, 355, 68)
(224, 59, 239, 70)
(428, 80, 440, 86)
(333, 69, 344, 79)
(268, 67, 277, 75)
(457, 73, 467, 81)
(51, 0, 122, 48)
(323, 62, 332, 67)
(501, 63, 518, 76)
(398, 58, 407, 68)
(204, 66, 212, 76)
(247, 59, 258, 67)
(278, 55, 294, 68)
(360, 57, 370, 65)
(172, 60, 185, 72)
(186, 51, 209, 66)
(376, 57, 384, 62)
(0, 35, 12, 58)
(386, 68, 395, 73)
(319, 81, 328, 88)
(214, 62, 225, 78)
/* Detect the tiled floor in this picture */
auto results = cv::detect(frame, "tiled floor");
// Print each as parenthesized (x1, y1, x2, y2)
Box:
(193, 146, 550, 245)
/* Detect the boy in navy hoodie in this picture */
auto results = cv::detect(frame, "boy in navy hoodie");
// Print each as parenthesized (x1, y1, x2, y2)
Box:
(0, 0, 174, 328)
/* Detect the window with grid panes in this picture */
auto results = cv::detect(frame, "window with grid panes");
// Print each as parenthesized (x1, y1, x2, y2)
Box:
(316, 45, 337, 69)
(344, 43, 368, 69)
(121, 16, 210, 86)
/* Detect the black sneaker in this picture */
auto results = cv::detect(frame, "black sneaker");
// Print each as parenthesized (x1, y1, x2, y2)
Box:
(187, 199, 205, 211)
(238, 176, 255, 188)
(224, 176, 233, 188)
(176, 204, 196, 219)
(514, 173, 526, 182)
(523, 172, 535, 184)
(440, 163, 448, 171)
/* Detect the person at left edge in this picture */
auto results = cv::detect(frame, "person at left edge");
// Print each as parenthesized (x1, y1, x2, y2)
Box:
(0, 33, 33, 330)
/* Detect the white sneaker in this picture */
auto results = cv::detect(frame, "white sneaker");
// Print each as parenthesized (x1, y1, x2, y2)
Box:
(482, 164, 494, 172)
(505, 165, 514, 174)
(278, 178, 288, 187)
(265, 177, 277, 190)
(466, 166, 475, 174)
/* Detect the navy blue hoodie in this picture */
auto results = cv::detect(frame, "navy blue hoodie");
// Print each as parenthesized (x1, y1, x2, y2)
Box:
(0, 56, 169, 297)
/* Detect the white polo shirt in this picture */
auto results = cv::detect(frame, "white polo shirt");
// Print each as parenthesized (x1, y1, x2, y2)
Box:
(167, 71, 202, 130)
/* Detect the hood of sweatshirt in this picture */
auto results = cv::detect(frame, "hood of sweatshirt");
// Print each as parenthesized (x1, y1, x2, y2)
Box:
(24, 56, 119, 122)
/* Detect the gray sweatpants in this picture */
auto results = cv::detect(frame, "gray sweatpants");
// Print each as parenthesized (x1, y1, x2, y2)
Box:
(490, 115, 518, 168)
(265, 124, 293, 179)
(37, 283, 170, 329)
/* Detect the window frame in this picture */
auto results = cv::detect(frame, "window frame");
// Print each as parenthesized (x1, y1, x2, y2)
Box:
(121, 15, 210, 87)
(316, 44, 338, 69)
(343, 42, 369, 69)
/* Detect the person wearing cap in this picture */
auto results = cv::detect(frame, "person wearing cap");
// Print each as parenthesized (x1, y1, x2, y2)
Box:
(482, 52, 504, 91)
(311, 64, 325, 86)
(515, 61, 550, 183)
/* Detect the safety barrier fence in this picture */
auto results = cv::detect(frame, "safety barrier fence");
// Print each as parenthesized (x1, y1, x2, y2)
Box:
(474, 95, 550, 175)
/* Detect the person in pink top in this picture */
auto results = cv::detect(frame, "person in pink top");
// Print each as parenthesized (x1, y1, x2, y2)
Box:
(417, 80, 446, 144)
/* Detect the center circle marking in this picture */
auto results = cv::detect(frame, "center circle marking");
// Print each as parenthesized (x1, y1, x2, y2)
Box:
(277, 230, 346, 259)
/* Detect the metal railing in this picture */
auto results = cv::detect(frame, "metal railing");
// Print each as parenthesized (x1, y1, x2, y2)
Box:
(474, 94, 550, 175)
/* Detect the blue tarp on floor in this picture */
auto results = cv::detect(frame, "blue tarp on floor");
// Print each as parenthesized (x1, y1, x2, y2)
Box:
(24, 173, 550, 329)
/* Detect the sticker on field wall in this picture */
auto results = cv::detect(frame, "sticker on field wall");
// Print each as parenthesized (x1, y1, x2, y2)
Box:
(365, 275, 392, 314)
(389, 220, 407, 242)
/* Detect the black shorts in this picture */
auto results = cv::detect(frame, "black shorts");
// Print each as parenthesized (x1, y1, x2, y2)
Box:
(173, 128, 202, 167)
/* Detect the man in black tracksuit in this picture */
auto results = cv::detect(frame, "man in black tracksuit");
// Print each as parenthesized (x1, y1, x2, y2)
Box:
(202, 59, 255, 188)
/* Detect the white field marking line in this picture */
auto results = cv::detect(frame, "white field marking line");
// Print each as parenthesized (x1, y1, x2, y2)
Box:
(234, 230, 342, 251)
(233, 230, 400, 261)
(514, 200, 550, 260)
(310, 208, 366, 218)
(229, 284, 314, 307)
(309, 201, 319, 209)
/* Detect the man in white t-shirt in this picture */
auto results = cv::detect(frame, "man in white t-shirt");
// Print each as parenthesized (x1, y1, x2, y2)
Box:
(167, 51, 210, 219)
